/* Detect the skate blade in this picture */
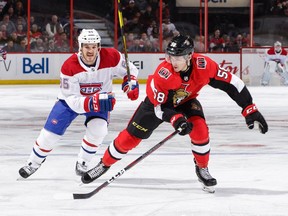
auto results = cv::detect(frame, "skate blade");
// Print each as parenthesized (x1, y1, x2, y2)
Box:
(16, 176, 27, 181)
(201, 184, 215, 193)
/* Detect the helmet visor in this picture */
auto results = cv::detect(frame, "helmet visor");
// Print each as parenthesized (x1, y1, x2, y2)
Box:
(165, 53, 189, 64)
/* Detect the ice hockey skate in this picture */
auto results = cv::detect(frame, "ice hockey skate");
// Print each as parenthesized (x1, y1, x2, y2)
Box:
(75, 161, 88, 176)
(194, 160, 217, 193)
(81, 160, 110, 184)
(19, 162, 41, 179)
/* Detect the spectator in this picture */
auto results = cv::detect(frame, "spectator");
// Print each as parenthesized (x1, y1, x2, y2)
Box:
(16, 23, 26, 40)
(146, 20, 159, 40)
(223, 34, 234, 52)
(139, 4, 156, 30)
(209, 29, 225, 52)
(139, 32, 149, 44)
(162, 17, 177, 34)
(55, 32, 70, 52)
(2, 38, 17, 52)
(9, 31, 20, 45)
(0, 30, 7, 48)
(45, 39, 56, 52)
(14, 16, 27, 31)
(17, 37, 27, 52)
(118, 32, 133, 52)
(45, 14, 62, 38)
(0, 14, 16, 35)
(144, 39, 159, 52)
(6, 4, 17, 23)
(123, 0, 140, 21)
(270, 0, 288, 15)
(53, 26, 64, 42)
(30, 15, 43, 32)
(128, 38, 145, 52)
(194, 35, 205, 52)
(30, 23, 42, 41)
(151, 39, 160, 52)
(31, 38, 45, 52)
(0, 24, 8, 40)
(231, 33, 247, 52)
(242, 32, 252, 46)
(14, 0, 25, 17)
(135, 0, 148, 13)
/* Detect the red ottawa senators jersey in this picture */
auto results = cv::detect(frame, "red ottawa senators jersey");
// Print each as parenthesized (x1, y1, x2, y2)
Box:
(146, 53, 249, 109)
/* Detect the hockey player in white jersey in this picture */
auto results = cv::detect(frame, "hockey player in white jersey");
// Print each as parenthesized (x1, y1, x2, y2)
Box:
(19, 29, 139, 178)
(261, 41, 288, 86)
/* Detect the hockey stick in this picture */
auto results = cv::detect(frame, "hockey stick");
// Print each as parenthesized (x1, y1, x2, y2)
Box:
(117, 0, 131, 83)
(73, 130, 179, 199)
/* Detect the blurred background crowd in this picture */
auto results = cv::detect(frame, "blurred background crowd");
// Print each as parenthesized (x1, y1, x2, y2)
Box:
(0, 0, 287, 54)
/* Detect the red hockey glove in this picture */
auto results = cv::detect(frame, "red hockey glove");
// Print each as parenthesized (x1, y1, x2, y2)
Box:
(84, 92, 116, 112)
(0, 49, 7, 60)
(122, 75, 139, 101)
(242, 104, 268, 134)
(170, 114, 193, 136)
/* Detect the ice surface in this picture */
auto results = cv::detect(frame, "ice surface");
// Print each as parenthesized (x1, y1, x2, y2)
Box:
(0, 84, 287, 216)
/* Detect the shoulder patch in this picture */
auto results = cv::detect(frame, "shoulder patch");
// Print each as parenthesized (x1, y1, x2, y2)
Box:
(196, 57, 206, 69)
(158, 67, 171, 79)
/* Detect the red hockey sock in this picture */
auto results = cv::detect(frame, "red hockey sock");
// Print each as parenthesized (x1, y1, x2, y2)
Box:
(102, 129, 141, 166)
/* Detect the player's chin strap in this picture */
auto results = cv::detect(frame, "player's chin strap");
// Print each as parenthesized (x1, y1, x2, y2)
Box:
(73, 130, 179, 199)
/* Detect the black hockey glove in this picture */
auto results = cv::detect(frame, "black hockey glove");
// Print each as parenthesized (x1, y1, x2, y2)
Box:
(170, 114, 193, 136)
(242, 104, 268, 134)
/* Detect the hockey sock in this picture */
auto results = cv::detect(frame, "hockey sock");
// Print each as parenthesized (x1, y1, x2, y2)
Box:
(102, 129, 141, 166)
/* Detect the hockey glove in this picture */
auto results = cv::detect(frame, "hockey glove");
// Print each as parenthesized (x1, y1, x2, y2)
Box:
(0, 49, 7, 60)
(84, 92, 116, 112)
(170, 114, 193, 136)
(122, 75, 139, 101)
(242, 104, 268, 134)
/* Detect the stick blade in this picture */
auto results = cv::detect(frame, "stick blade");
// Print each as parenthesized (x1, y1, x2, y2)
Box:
(73, 192, 93, 199)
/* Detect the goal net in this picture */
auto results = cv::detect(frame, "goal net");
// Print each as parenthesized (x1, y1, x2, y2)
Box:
(240, 47, 288, 86)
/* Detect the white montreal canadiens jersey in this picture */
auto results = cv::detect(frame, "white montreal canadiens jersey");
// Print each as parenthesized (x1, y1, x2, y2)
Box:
(57, 48, 138, 113)
(265, 48, 287, 65)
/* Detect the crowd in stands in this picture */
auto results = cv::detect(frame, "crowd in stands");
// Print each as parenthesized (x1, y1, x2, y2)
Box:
(0, 0, 72, 53)
(0, 0, 282, 54)
(118, 0, 181, 53)
(270, 0, 288, 16)
(206, 28, 251, 53)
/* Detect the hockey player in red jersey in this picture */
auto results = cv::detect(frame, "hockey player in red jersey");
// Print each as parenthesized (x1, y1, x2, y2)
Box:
(261, 41, 288, 86)
(81, 34, 268, 192)
(18, 29, 139, 179)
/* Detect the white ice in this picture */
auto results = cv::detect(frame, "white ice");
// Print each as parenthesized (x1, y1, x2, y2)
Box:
(0, 84, 288, 216)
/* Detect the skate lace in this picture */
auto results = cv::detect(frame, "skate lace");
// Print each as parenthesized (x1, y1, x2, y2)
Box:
(23, 165, 37, 174)
(87, 163, 105, 178)
(199, 167, 213, 180)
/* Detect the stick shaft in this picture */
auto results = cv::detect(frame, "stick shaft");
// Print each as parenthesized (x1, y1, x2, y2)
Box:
(117, 0, 131, 81)
(73, 130, 179, 199)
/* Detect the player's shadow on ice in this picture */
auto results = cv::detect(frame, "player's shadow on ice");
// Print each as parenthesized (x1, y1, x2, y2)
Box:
(101, 177, 288, 196)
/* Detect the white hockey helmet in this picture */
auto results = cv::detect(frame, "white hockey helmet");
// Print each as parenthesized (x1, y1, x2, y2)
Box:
(78, 29, 101, 51)
(274, 41, 282, 53)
